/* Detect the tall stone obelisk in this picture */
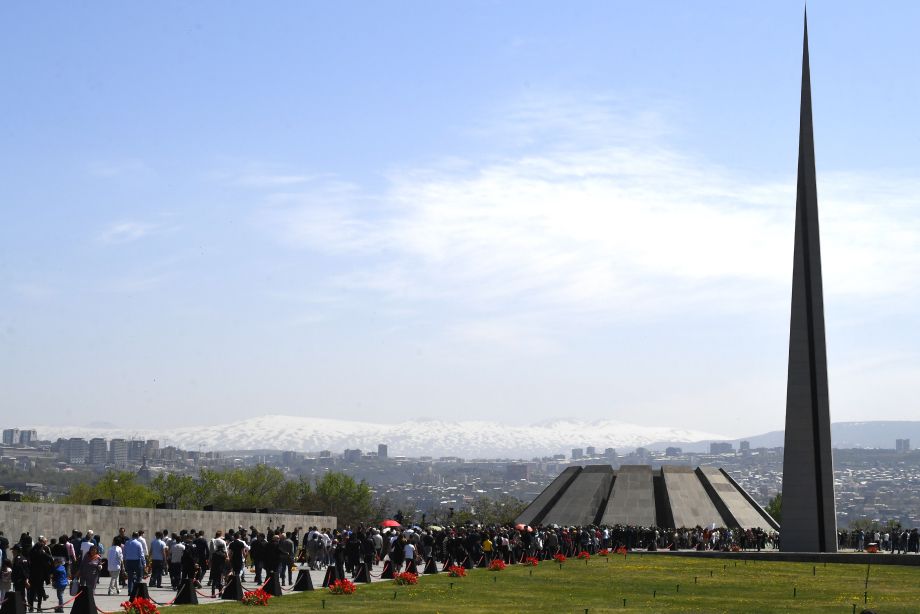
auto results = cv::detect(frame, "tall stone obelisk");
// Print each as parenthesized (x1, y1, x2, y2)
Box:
(780, 11, 837, 553)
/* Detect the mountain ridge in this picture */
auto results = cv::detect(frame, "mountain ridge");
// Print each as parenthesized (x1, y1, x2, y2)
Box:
(26, 416, 920, 459)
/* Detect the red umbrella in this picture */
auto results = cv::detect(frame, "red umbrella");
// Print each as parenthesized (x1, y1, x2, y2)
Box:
(380, 519, 402, 528)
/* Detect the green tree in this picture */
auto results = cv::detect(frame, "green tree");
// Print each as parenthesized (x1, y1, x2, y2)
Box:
(61, 471, 155, 508)
(454, 495, 526, 526)
(313, 472, 374, 526)
(275, 476, 314, 510)
(224, 465, 287, 509)
(149, 473, 198, 508)
(765, 492, 782, 524)
(194, 468, 227, 509)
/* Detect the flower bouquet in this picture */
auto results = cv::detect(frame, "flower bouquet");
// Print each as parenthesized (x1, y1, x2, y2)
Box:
(553, 553, 567, 564)
(523, 556, 539, 566)
(241, 589, 272, 607)
(488, 559, 506, 571)
(447, 565, 466, 577)
(598, 548, 610, 557)
(121, 597, 159, 614)
(328, 578, 356, 595)
(577, 551, 591, 560)
(394, 572, 418, 585)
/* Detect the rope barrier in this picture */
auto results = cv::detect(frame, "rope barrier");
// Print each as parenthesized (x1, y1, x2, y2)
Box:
(61, 590, 84, 607)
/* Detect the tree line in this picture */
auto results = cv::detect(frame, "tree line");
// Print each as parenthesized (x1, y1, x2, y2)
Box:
(61, 465, 377, 526)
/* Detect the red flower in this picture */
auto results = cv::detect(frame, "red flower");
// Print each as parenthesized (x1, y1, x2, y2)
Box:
(524, 556, 539, 566)
(553, 553, 567, 564)
(241, 588, 272, 606)
(394, 572, 418, 585)
(328, 578, 357, 595)
(598, 549, 610, 556)
(121, 597, 160, 614)
(447, 565, 466, 577)
(488, 559, 506, 571)
(577, 551, 591, 560)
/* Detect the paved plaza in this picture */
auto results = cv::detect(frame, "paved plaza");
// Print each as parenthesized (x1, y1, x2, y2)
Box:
(51, 562, 393, 613)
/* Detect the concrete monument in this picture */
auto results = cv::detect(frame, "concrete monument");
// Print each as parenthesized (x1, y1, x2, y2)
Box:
(780, 11, 838, 553)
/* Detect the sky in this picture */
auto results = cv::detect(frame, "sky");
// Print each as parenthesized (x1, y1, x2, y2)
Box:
(2, 1, 920, 436)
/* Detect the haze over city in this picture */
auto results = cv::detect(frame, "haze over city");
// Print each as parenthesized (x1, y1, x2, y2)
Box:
(3, 1, 920, 435)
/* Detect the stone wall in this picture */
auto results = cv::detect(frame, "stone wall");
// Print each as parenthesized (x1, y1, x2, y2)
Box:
(0, 501, 336, 543)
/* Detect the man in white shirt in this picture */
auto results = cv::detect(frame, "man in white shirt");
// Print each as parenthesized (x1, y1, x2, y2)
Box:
(106, 540, 124, 595)
(137, 529, 149, 561)
(210, 531, 227, 555)
(168, 537, 185, 590)
(80, 530, 96, 558)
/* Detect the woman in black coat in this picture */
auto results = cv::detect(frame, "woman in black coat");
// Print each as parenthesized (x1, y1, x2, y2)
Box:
(27, 539, 52, 612)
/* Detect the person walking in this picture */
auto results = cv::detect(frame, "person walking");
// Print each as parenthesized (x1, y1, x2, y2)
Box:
(167, 535, 184, 590)
(0, 558, 13, 605)
(106, 538, 124, 595)
(50, 559, 68, 613)
(278, 534, 294, 586)
(76, 545, 102, 592)
(208, 542, 228, 597)
(227, 533, 248, 581)
(149, 532, 167, 588)
(27, 536, 52, 613)
(122, 533, 145, 595)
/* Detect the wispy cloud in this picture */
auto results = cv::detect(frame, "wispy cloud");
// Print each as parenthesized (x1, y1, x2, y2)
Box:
(98, 221, 159, 244)
(10, 282, 57, 301)
(233, 173, 315, 188)
(86, 159, 152, 178)
(254, 95, 920, 327)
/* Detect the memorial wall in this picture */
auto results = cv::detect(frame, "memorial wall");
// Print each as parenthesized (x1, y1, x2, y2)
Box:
(0, 501, 336, 541)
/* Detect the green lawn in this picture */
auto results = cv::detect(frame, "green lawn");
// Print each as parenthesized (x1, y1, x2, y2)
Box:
(174, 554, 920, 613)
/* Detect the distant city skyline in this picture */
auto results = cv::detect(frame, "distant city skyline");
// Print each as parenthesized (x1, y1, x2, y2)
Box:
(3, 1, 920, 433)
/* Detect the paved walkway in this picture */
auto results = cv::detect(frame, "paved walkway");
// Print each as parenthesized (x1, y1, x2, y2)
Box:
(50, 562, 395, 613)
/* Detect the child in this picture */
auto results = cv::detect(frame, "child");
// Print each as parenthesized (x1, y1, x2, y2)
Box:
(51, 560, 69, 613)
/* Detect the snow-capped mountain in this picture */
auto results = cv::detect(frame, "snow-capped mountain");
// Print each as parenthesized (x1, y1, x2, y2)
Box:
(26, 415, 730, 459)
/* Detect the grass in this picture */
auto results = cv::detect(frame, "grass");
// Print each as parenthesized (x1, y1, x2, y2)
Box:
(173, 554, 920, 613)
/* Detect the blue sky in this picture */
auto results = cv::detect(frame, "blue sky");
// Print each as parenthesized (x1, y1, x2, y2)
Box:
(2, 1, 920, 435)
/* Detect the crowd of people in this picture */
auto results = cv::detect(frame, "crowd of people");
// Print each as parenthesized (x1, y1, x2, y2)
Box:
(838, 528, 920, 553)
(2, 520, 919, 611)
(0, 524, 320, 611)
